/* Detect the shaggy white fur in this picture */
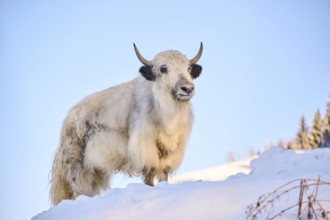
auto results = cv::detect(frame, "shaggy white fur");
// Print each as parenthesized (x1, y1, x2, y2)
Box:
(50, 44, 203, 205)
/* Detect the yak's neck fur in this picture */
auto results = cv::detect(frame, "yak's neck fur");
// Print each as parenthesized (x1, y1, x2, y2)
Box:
(135, 76, 192, 134)
(127, 76, 193, 172)
(155, 85, 191, 130)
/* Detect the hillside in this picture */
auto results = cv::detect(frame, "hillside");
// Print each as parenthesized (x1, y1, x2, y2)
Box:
(32, 147, 330, 220)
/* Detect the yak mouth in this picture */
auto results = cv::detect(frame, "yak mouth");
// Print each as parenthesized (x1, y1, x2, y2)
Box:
(171, 77, 195, 101)
(172, 84, 195, 101)
(175, 92, 194, 101)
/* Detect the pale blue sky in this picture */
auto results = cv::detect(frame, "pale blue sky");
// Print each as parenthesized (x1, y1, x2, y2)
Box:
(1, 1, 330, 219)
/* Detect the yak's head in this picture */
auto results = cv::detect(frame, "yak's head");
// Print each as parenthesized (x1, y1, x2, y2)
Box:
(134, 43, 203, 101)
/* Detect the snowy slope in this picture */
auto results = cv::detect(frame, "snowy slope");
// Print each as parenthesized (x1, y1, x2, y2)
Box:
(170, 158, 252, 183)
(32, 147, 330, 220)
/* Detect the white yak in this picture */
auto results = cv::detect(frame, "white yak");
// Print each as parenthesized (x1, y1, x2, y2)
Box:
(50, 43, 203, 205)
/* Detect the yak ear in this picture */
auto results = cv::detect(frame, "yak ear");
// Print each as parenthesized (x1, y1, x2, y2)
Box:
(190, 64, 202, 79)
(139, 65, 155, 81)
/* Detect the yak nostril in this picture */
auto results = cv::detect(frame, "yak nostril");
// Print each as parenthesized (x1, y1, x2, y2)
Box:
(181, 85, 194, 94)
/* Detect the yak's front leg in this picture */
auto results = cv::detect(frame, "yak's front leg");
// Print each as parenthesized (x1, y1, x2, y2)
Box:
(158, 166, 171, 182)
(142, 167, 156, 186)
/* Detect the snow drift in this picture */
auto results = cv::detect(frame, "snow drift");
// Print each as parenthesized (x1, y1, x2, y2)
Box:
(32, 147, 330, 220)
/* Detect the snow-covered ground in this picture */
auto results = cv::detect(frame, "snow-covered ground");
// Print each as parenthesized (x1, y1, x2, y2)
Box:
(169, 157, 252, 183)
(32, 147, 330, 220)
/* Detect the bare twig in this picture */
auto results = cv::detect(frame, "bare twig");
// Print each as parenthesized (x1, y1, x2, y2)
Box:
(313, 176, 321, 205)
(297, 179, 304, 219)
(268, 200, 330, 220)
(246, 178, 330, 220)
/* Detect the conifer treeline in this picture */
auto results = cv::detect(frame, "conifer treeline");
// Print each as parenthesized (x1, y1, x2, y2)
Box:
(229, 94, 329, 162)
(286, 94, 330, 150)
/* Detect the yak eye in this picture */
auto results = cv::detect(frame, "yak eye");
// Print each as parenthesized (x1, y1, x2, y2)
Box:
(160, 65, 167, 74)
(188, 66, 192, 72)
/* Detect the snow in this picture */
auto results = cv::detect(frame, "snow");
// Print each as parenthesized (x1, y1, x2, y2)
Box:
(32, 147, 330, 220)
(169, 158, 252, 183)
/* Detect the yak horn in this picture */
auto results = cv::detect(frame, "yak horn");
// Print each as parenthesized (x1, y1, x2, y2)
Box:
(133, 43, 153, 66)
(190, 42, 203, 64)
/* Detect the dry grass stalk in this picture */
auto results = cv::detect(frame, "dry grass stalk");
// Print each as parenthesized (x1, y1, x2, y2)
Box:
(246, 177, 330, 220)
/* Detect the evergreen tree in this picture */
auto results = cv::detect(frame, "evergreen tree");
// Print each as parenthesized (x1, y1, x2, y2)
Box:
(309, 109, 323, 149)
(321, 99, 330, 148)
(287, 140, 300, 150)
(296, 115, 310, 150)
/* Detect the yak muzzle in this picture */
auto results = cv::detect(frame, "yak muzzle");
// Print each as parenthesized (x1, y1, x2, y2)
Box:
(173, 81, 195, 101)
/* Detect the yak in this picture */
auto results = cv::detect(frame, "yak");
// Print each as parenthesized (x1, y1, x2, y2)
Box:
(50, 43, 203, 205)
